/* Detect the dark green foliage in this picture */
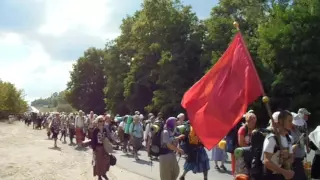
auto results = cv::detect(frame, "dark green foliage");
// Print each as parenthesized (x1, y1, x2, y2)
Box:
(63, 0, 320, 127)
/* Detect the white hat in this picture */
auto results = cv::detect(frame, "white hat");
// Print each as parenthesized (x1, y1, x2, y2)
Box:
(292, 111, 306, 126)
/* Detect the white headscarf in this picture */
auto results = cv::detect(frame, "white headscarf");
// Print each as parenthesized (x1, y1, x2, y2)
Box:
(309, 126, 320, 150)
(292, 112, 305, 126)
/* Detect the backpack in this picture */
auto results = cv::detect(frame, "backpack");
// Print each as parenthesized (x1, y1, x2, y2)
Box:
(249, 128, 291, 179)
(226, 120, 247, 153)
(149, 121, 168, 157)
(183, 125, 202, 163)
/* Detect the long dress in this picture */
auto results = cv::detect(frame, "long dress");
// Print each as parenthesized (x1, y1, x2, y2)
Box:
(75, 116, 85, 144)
(91, 128, 110, 176)
(183, 127, 210, 173)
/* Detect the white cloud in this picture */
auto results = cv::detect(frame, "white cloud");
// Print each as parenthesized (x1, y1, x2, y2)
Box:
(0, 0, 214, 103)
(0, 0, 131, 103)
(38, 0, 112, 37)
(0, 32, 73, 102)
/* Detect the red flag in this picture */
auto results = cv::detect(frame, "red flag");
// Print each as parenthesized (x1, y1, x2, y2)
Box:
(181, 32, 264, 150)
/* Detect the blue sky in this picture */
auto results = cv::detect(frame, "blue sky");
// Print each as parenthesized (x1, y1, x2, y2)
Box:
(0, 0, 218, 102)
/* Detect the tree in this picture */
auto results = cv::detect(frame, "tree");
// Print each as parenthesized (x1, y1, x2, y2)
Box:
(258, 0, 320, 127)
(103, 42, 130, 115)
(66, 48, 106, 114)
(63, 0, 320, 127)
(31, 90, 70, 108)
(0, 80, 28, 118)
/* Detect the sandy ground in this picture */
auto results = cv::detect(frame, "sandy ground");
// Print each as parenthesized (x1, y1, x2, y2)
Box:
(0, 121, 152, 180)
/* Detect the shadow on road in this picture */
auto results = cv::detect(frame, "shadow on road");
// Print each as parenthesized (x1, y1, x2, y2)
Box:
(74, 146, 90, 151)
(48, 147, 61, 151)
(121, 154, 135, 158)
(216, 169, 232, 175)
(134, 159, 151, 165)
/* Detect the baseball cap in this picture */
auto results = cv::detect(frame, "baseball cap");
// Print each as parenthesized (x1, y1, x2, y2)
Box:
(298, 108, 311, 115)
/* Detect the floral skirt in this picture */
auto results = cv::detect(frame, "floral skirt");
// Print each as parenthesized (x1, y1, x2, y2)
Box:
(184, 147, 210, 173)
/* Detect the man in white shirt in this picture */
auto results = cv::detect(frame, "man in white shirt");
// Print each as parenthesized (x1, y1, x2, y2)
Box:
(262, 110, 295, 180)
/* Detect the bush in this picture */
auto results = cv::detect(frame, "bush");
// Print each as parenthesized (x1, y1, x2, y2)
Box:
(56, 104, 74, 113)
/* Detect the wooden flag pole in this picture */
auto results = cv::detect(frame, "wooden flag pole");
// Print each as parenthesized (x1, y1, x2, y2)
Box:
(233, 21, 291, 170)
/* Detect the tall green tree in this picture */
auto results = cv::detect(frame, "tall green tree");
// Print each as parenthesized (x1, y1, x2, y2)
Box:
(103, 42, 130, 115)
(258, 0, 320, 126)
(66, 48, 106, 114)
(145, 3, 206, 116)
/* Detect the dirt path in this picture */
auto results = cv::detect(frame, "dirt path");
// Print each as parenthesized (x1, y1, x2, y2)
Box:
(0, 121, 151, 180)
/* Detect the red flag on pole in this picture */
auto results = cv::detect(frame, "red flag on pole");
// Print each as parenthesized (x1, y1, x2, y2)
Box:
(181, 32, 264, 150)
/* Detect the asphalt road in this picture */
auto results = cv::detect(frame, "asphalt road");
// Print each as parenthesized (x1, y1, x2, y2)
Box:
(108, 146, 315, 180)
(110, 148, 232, 180)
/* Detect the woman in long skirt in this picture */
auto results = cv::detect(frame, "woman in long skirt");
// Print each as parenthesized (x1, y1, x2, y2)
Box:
(211, 145, 227, 171)
(91, 117, 110, 180)
(180, 126, 210, 180)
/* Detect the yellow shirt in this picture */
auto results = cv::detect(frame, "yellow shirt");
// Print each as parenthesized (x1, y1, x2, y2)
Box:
(189, 126, 200, 145)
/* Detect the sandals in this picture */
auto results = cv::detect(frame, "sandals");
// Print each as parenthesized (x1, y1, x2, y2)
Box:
(220, 165, 227, 171)
(102, 174, 109, 180)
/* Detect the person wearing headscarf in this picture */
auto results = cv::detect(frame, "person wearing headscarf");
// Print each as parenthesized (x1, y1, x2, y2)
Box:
(59, 114, 68, 143)
(308, 126, 320, 180)
(91, 116, 110, 180)
(129, 114, 144, 160)
(156, 112, 164, 123)
(145, 113, 155, 157)
(75, 110, 85, 148)
(67, 113, 76, 144)
(123, 115, 133, 153)
(159, 117, 184, 180)
(238, 112, 256, 147)
(176, 113, 185, 126)
(179, 125, 210, 180)
(291, 109, 310, 180)
(50, 112, 61, 148)
(45, 114, 53, 139)
(87, 111, 95, 139)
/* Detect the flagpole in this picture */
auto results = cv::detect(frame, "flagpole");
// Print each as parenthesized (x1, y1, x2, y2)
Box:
(233, 21, 291, 170)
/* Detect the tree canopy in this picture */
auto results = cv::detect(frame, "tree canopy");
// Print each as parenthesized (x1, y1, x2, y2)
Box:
(31, 91, 74, 113)
(65, 0, 320, 127)
(0, 79, 28, 119)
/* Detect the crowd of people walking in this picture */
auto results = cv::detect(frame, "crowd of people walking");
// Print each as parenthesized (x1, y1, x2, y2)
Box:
(21, 107, 320, 180)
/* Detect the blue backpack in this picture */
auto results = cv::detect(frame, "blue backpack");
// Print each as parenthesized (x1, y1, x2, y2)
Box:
(226, 120, 247, 153)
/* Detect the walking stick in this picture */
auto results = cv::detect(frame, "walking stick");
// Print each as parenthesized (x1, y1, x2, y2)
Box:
(233, 21, 289, 170)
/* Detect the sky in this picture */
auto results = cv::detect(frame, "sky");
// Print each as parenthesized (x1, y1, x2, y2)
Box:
(0, 0, 218, 103)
